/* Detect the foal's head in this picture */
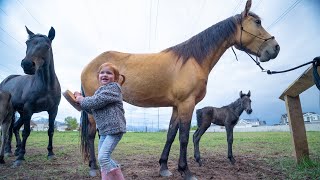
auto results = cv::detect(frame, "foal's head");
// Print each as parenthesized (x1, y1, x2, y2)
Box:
(239, 90, 252, 114)
(21, 26, 55, 75)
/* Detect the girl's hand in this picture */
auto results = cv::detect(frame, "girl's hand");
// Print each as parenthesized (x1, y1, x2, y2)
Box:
(75, 95, 84, 103)
(74, 91, 82, 97)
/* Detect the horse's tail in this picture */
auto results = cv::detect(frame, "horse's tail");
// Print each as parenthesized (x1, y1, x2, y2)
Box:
(196, 109, 203, 127)
(80, 86, 90, 162)
(119, 74, 126, 86)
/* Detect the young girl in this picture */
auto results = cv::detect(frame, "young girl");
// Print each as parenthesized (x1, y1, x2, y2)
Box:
(75, 62, 126, 180)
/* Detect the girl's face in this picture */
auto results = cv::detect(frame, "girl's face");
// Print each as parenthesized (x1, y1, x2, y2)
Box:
(98, 66, 115, 85)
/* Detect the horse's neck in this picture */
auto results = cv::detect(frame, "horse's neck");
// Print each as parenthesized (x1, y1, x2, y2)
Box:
(229, 99, 244, 117)
(36, 53, 58, 89)
(201, 17, 239, 74)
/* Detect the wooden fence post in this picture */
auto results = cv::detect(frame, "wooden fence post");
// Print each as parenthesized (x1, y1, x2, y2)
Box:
(284, 95, 309, 163)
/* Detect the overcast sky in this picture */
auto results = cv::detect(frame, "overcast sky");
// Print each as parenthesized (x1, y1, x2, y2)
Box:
(0, 0, 319, 128)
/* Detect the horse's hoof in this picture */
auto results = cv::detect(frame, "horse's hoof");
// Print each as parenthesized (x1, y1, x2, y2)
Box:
(229, 158, 236, 165)
(12, 160, 23, 168)
(89, 169, 97, 177)
(0, 159, 5, 164)
(47, 155, 55, 160)
(160, 169, 173, 177)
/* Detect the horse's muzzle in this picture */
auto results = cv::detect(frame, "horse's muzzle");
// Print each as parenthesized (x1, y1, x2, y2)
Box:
(21, 59, 36, 75)
(246, 109, 252, 114)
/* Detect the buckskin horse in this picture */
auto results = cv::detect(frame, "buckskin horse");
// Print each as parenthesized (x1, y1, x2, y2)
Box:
(71, 0, 280, 179)
(0, 90, 14, 164)
(0, 27, 61, 167)
(193, 91, 252, 167)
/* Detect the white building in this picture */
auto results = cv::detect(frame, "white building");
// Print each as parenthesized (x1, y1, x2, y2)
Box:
(280, 112, 320, 124)
(235, 119, 266, 128)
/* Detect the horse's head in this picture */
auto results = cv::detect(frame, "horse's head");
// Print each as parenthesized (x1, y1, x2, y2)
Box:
(234, 0, 280, 62)
(240, 90, 252, 114)
(21, 26, 55, 75)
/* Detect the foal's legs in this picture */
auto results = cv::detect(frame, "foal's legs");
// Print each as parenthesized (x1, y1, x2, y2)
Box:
(225, 125, 236, 164)
(4, 115, 14, 156)
(159, 107, 178, 177)
(193, 120, 211, 166)
(0, 120, 11, 164)
(47, 107, 58, 159)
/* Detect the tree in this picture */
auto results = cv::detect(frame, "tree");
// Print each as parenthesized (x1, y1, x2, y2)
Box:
(64, 116, 79, 131)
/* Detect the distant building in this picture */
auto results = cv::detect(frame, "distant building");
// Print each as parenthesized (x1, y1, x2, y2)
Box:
(235, 118, 266, 128)
(280, 112, 320, 124)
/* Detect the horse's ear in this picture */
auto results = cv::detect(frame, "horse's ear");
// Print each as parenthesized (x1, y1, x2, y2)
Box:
(25, 26, 34, 37)
(48, 27, 55, 41)
(242, 0, 252, 17)
(239, 91, 244, 98)
(247, 90, 251, 97)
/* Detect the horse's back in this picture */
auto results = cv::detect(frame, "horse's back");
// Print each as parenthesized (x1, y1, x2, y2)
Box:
(80, 50, 180, 106)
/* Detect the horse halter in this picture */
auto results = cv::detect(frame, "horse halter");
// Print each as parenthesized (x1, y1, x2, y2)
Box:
(231, 15, 276, 72)
(238, 20, 275, 71)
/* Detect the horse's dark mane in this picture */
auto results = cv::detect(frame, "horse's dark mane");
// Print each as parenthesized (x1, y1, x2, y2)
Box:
(164, 14, 240, 64)
(223, 95, 250, 116)
(27, 34, 50, 43)
(164, 12, 260, 64)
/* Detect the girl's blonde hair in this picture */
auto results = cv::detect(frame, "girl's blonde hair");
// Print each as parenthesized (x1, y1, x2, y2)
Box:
(97, 62, 120, 82)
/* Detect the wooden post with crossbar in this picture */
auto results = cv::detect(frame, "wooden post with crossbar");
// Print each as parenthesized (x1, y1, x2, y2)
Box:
(279, 64, 319, 163)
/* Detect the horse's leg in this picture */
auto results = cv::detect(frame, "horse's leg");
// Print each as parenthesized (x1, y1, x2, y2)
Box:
(88, 115, 98, 177)
(13, 116, 24, 156)
(159, 107, 178, 177)
(4, 115, 14, 156)
(177, 100, 196, 180)
(193, 121, 211, 166)
(0, 121, 11, 164)
(13, 112, 32, 167)
(47, 107, 58, 159)
(225, 125, 235, 164)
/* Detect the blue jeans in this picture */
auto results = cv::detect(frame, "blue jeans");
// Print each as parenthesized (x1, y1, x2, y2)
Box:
(98, 133, 123, 173)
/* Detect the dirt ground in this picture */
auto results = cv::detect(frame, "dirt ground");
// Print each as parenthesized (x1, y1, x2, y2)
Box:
(1, 148, 287, 180)
(120, 152, 287, 180)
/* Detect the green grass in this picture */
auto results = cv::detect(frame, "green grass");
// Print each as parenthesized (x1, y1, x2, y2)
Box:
(1, 131, 319, 179)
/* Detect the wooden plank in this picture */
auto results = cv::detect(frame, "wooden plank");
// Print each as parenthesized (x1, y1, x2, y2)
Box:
(284, 95, 309, 163)
(280, 65, 320, 100)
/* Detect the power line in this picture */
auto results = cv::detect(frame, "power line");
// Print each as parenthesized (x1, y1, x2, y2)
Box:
(232, 0, 244, 15)
(0, 26, 25, 47)
(16, 0, 42, 26)
(154, 0, 159, 44)
(267, 0, 303, 30)
(148, 0, 153, 50)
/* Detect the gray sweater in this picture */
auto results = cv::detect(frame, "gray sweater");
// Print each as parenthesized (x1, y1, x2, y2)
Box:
(80, 82, 126, 135)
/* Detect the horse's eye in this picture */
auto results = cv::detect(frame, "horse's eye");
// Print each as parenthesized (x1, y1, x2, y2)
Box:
(255, 19, 261, 25)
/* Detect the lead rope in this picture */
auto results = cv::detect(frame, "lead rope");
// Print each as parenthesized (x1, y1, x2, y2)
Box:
(232, 48, 320, 90)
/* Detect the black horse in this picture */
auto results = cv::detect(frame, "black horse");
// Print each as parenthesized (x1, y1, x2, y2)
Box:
(0, 26, 61, 166)
(193, 91, 252, 166)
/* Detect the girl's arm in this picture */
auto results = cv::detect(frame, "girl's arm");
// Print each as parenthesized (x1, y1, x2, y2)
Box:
(80, 83, 122, 110)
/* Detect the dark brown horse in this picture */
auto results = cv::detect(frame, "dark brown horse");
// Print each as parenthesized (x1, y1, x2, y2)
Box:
(193, 91, 252, 166)
(68, 0, 280, 179)
(0, 90, 14, 164)
(0, 27, 61, 167)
